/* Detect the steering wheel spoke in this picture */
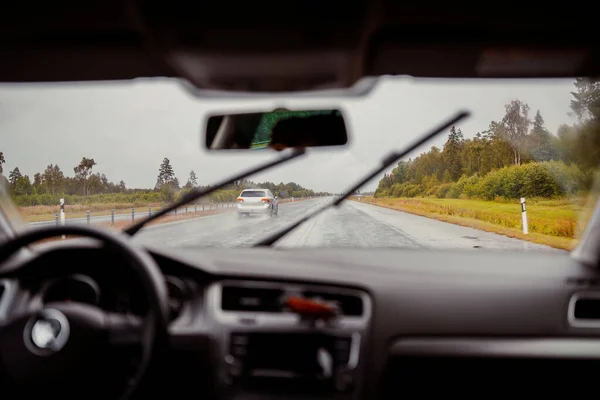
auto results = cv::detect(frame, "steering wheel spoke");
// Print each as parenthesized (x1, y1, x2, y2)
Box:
(108, 313, 144, 346)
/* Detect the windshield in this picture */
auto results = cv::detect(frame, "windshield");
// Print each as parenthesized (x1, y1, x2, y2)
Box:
(240, 190, 267, 198)
(1, 77, 599, 252)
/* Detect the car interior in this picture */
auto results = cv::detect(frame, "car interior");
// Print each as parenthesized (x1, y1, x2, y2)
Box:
(1, 1, 600, 399)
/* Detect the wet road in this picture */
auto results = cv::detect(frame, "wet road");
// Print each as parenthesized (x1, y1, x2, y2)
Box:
(133, 197, 561, 251)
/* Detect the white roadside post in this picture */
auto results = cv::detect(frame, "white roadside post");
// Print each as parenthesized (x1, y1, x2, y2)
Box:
(520, 197, 528, 234)
(59, 198, 66, 239)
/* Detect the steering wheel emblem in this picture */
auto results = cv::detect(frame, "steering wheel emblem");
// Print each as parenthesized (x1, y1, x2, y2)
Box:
(23, 308, 70, 355)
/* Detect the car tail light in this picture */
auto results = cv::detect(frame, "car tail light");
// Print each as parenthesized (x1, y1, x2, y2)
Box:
(237, 197, 244, 202)
(261, 198, 271, 203)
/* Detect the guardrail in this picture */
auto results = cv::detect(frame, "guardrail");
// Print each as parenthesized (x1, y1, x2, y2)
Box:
(26, 202, 235, 228)
(28, 196, 318, 227)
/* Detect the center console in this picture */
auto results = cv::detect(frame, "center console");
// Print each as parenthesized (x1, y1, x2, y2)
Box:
(206, 280, 372, 400)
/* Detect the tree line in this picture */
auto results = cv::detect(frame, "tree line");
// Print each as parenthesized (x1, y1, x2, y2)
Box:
(0, 155, 328, 207)
(375, 78, 600, 200)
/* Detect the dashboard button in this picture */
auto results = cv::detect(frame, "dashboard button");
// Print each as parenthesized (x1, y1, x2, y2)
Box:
(225, 355, 243, 378)
(231, 334, 248, 345)
(231, 345, 247, 356)
(334, 368, 354, 392)
(335, 349, 350, 364)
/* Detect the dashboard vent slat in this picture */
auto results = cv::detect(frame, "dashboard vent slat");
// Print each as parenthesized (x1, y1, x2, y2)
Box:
(221, 285, 284, 313)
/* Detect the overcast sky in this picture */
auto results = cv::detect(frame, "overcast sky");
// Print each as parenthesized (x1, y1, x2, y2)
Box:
(0, 77, 576, 193)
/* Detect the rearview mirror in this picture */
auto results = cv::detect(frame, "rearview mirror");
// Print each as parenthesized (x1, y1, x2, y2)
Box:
(204, 109, 348, 151)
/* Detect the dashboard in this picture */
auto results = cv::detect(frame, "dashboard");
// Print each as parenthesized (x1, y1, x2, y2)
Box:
(1, 242, 600, 399)
(22, 271, 369, 398)
(207, 280, 371, 399)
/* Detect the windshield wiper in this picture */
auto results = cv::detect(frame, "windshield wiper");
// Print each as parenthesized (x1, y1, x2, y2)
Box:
(254, 110, 470, 247)
(124, 148, 306, 236)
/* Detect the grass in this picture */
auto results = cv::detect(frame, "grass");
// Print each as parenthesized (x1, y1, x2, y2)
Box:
(356, 196, 597, 251)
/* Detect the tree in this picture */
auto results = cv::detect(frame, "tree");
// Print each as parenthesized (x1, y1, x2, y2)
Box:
(443, 126, 464, 181)
(527, 110, 557, 162)
(569, 77, 600, 122)
(461, 132, 484, 175)
(155, 158, 180, 201)
(155, 158, 176, 190)
(73, 157, 97, 197)
(566, 79, 600, 169)
(33, 172, 43, 186)
(186, 170, 198, 189)
(0, 152, 5, 174)
(531, 109, 544, 133)
(12, 175, 32, 196)
(392, 161, 410, 183)
(117, 180, 126, 192)
(43, 164, 64, 195)
(501, 100, 531, 165)
(8, 167, 22, 185)
(87, 173, 104, 195)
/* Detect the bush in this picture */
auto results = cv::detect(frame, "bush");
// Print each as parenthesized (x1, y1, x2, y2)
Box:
(476, 161, 585, 200)
(435, 183, 453, 198)
(375, 160, 587, 201)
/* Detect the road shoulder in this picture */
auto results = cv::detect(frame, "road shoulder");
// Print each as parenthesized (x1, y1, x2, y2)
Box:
(348, 200, 562, 252)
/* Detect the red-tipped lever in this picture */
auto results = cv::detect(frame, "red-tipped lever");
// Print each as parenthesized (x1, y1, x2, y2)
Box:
(284, 296, 338, 319)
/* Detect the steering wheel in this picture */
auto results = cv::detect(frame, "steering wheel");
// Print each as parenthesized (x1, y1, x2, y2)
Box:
(0, 225, 170, 400)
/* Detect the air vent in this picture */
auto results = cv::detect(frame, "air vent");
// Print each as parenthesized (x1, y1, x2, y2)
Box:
(221, 285, 284, 313)
(302, 290, 364, 316)
(568, 293, 600, 327)
(219, 283, 366, 317)
(573, 298, 600, 320)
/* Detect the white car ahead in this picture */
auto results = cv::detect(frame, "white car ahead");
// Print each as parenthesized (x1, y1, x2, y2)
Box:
(236, 189, 279, 218)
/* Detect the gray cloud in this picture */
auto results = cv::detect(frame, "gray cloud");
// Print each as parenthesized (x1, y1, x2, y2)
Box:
(0, 77, 575, 193)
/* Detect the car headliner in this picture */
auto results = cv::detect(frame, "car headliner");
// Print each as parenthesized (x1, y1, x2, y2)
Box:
(0, 1, 597, 94)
